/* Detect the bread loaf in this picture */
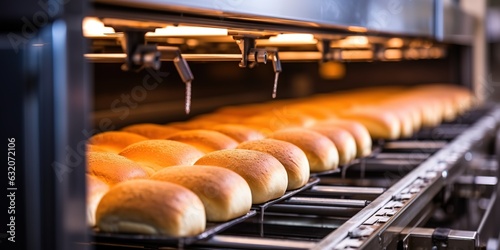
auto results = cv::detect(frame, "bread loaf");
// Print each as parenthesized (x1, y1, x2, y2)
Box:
(96, 179, 206, 236)
(88, 131, 148, 153)
(119, 140, 204, 171)
(166, 130, 238, 153)
(121, 123, 181, 139)
(244, 110, 316, 131)
(317, 119, 372, 158)
(336, 108, 401, 139)
(210, 124, 265, 142)
(87, 152, 150, 185)
(269, 128, 339, 172)
(151, 165, 252, 221)
(237, 139, 310, 190)
(87, 144, 109, 153)
(195, 149, 288, 204)
(308, 126, 357, 165)
(87, 174, 109, 226)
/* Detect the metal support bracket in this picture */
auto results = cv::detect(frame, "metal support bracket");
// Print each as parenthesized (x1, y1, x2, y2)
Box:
(267, 47, 281, 98)
(234, 36, 282, 98)
(399, 227, 479, 250)
(157, 46, 194, 114)
(119, 31, 194, 114)
(120, 30, 161, 72)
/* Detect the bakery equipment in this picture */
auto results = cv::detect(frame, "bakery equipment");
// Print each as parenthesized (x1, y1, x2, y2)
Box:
(1, 0, 498, 250)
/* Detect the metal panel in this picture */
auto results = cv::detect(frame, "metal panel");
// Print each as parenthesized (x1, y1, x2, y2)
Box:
(93, 0, 435, 37)
(313, 107, 500, 249)
(435, 0, 476, 45)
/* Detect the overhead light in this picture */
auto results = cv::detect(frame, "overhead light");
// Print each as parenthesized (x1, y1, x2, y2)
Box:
(387, 38, 404, 48)
(268, 33, 316, 44)
(337, 36, 370, 48)
(150, 26, 228, 36)
(82, 17, 115, 37)
(347, 26, 368, 33)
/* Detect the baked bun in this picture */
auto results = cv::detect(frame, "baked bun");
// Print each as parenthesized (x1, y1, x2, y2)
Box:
(96, 179, 205, 236)
(195, 149, 288, 204)
(121, 123, 181, 139)
(87, 144, 109, 153)
(269, 128, 339, 172)
(317, 119, 372, 158)
(309, 126, 357, 165)
(88, 131, 148, 153)
(151, 165, 252, 222)
(244, 111, 316, 131)
(166, 130, 238, 153)
(336, 108, 401, 139)
(87, 174, 109, 226)
(210, 124, 265, 142)
(288, 104, 336, 120)
(237, 139, 310, 190)
(87, 152, 150, 185)
(119, 140, 204, 171)
(168, 120, 220, 130)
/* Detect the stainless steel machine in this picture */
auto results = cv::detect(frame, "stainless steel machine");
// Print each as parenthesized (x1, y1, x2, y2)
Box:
(1, 0, 498, 249)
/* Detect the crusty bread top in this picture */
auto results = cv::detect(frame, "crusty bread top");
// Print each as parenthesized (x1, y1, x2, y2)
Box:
(210, 124, 265, 142)
(237, 139, 310, 190)
(166, 130, 238, 153)
(119, 140, 204, 171)
(195, 149, 288, 204)
(309, 126, 357, 165)
(317, 119, 372, 157)
(96, 179, 206, 236)
(87, 152, 150, 185)
(88, 131, 148, 153)
(269, 128, 339, 172)
(151, 165, 252, 222)
(121, 123, 181, 139)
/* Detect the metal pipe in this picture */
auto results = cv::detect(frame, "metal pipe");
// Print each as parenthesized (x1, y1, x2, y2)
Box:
(194, 235, 316, 250)
(84, 51, 324, 63)
(266, 204, 362, 217)
(285, 197, 369, 207)
(309, 186, 385, 196)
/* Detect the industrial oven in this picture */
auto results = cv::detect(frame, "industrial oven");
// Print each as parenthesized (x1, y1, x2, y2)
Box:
(1, 0, 499, 250)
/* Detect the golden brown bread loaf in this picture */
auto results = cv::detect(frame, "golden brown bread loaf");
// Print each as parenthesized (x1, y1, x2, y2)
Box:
(308, 126, 357, 165)
(316, 119, 372, 158)
(195, 149, 288, 204)
(96, 179, 206, 236)
(119, 140, 204, 171)
(168, 120, 220, 130)
(244, 110, 316, 131)
(87, 174, 109, 226)
(121, 123, 181, 139)
(209, 124, 265, 143)
(87, 144, 109, 153)
(237, 139, 310, 190)
(88, 131, 148, 153)
(166, 130, 238, 153)
(336, 108, 401, 139)
(87, 152, 150, 185)
(269, 128, 339, 172)
(287, 104, 336, 120)
(151, 165, 252, 222)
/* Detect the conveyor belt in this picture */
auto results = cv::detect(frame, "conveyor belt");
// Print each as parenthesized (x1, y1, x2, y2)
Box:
(92, 106, 500, 250)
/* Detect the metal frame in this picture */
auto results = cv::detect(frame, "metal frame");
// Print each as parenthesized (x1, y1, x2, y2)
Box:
(94, 0, 435, 37)
(1, 1, 89, 250)
(314, 107, 500, 249)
